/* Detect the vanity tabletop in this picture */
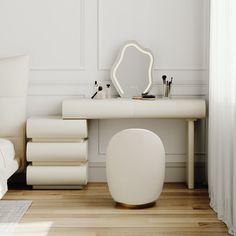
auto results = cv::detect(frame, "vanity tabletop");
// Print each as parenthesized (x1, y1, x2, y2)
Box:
(62, 98, 206, 120)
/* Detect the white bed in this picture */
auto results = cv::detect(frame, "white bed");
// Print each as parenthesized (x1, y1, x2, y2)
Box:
(0, 55, 29, 199)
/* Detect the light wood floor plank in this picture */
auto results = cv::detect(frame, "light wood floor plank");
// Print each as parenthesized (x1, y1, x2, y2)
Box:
(3, 183, 229, 236)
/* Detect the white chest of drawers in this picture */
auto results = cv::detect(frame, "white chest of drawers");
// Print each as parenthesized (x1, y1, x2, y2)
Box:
(26, 116, 88, 189)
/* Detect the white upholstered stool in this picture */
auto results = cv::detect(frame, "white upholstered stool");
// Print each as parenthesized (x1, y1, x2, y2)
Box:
(106, 128, 165, 208)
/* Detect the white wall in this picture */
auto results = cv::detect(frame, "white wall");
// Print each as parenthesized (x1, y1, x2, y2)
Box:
(0, 0, 209, 182)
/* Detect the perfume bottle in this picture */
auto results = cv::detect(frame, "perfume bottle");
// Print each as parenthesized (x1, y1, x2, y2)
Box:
(106, 84, 111, 98)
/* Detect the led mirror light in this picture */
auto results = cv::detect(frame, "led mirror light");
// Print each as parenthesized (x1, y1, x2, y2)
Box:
(111, 41, 154, 98)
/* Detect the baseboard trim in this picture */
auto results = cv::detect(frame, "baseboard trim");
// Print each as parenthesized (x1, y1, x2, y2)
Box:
(88, 161, 206, 183)
(8, 161, 206, 186)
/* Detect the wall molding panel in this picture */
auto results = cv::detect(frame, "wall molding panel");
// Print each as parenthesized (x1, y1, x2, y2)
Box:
(97, 0, 209, 71)
(0, 0, 86, 71)
(30, 0, 86, 71)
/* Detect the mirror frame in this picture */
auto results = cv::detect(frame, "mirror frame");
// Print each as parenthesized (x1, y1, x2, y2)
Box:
(110, 40, 154, 97)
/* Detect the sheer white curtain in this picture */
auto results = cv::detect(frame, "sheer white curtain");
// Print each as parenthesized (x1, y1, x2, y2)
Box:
(208, 0, 236, 234)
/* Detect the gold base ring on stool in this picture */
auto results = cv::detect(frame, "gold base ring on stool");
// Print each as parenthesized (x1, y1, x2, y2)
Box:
(115, 201, 156, 209)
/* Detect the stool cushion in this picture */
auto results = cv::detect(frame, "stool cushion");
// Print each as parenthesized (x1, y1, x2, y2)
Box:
(106, 129, 165, 206)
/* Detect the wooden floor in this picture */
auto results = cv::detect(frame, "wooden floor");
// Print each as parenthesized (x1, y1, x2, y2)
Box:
(4, 183, 229, 236)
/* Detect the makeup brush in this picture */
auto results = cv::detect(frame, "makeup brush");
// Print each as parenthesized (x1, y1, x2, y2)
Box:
(162, 75, 167, 84)
(91, 86, 103, 99)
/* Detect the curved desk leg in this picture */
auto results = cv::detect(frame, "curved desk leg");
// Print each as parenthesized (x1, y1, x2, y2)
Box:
(187, 119, 196, 189)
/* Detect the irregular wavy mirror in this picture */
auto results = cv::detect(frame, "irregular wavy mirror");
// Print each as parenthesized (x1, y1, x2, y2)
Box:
(111, 41, 154, 98)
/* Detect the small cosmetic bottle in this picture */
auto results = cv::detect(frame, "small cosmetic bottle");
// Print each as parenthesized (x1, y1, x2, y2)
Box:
(106, 84, 111, 98)
(93, 81, 98, 94)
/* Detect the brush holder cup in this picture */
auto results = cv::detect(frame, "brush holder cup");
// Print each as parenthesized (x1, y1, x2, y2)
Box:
(106, 128, 165, 208)
(163, 84, 171, 98)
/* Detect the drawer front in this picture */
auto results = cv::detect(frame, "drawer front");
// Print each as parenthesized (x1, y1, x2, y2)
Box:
(27, 117, 88, 139)
(26, 164, 88, 185)
(27, 141, 88, 162)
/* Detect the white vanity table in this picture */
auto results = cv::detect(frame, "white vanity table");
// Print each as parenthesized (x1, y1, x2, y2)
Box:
(25, 42, 206, 190)
(62, 98, 206, 189)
